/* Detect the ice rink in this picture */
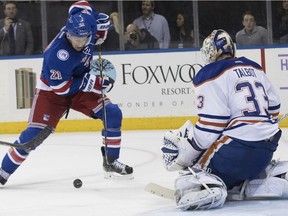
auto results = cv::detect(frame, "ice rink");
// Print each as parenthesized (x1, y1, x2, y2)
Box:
(0, 128, 288, 216)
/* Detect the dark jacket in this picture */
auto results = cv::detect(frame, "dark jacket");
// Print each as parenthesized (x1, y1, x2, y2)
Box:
(0, 18, 34, 56)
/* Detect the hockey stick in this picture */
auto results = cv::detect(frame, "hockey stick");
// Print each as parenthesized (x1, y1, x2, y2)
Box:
(97, 45, 108, 163)
(144, 182, 175, 200)
(0, 125, 53, 150)
(278, 113, 288, 123)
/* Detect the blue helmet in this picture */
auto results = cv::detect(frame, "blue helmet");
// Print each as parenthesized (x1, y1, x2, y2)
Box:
(66, 13, 92, 38)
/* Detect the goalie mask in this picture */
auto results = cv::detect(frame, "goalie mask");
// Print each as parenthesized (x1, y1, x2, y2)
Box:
(201, 29, 235, 64)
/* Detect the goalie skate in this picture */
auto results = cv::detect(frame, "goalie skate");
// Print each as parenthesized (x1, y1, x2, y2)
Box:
(101, 147, 134, 180)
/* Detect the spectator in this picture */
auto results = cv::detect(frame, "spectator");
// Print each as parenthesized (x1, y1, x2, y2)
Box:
(278, 0, 288, 43)
(235, 10, 268, 46)
(133, 0, 170, 49)
(0, 1, 33, 55)
(124, 23, 159, 50)
(102, 12, 120, 51)
(171, 13, 194, 48)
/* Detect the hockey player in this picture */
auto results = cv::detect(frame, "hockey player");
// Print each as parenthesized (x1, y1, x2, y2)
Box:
(161, 29, 288, 210)
(0, 0, 133, 185)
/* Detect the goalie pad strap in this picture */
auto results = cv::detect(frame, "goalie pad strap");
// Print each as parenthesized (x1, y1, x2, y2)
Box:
(174, 168, 227, 210)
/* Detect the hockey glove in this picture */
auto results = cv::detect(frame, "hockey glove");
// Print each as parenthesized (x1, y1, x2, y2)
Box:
(95, 13, 110, 45)
(80, 73, 111, 94)
(161, 130, 201, 171)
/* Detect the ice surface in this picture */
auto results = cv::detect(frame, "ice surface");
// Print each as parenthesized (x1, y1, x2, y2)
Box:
(0, 129, 288, 216)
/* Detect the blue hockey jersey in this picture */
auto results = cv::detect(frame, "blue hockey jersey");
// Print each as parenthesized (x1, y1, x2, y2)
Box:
(37, 0, 98, 96)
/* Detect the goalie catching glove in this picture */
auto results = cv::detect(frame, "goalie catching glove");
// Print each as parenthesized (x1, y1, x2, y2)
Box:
(161, 120, 202, 171)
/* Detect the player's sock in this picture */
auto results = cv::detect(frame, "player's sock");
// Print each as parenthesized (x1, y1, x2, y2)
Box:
(1, 146, 29, 174)
(0, 140, 30, 185)
(101, 129, 121, 159)
(0, 127, 42, 184)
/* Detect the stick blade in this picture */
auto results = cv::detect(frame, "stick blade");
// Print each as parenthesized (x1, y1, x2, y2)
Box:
(144, 183, 175, 200)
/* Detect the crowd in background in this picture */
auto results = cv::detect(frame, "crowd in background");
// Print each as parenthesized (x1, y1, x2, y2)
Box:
(0, 0, 287, 56)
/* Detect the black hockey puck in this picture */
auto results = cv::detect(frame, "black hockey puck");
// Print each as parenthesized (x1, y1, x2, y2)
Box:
(73, 179, 82, 188)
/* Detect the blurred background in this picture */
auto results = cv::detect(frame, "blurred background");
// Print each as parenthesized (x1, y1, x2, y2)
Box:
(0, 0, 286, 56)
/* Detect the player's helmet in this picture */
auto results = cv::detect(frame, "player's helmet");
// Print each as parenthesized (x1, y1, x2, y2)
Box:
(66, 13, 92, 38)
(201, 29, 236, 64)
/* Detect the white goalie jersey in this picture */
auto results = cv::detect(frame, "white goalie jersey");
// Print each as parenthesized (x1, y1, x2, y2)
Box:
(193, 56, 280, 149)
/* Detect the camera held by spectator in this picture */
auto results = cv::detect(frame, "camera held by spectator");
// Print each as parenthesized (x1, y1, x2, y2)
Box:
(125, 24, 159, 50)
(129, 31, 138, 41)
(125, 24, 141, 48)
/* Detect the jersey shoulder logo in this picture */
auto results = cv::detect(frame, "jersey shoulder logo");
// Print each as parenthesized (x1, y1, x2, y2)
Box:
(57, 49, 69, 61)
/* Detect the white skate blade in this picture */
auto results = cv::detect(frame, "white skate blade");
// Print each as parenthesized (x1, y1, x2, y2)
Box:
(104, 172, 134, 180)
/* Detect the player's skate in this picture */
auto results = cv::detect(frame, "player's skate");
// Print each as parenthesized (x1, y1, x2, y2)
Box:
(101, 146, 134, 180)
(0, 168, 10, 185)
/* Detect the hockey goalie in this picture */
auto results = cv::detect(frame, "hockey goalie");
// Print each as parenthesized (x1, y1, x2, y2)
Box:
(161, 29, 288, 210)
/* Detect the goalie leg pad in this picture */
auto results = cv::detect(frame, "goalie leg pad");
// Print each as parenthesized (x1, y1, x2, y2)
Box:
(228, 160, 288, 200)
(245, 177, 288, 199)
(246, 160, 288, 199)
(263, 160, 288, 179)
(174, 168, 227, 210)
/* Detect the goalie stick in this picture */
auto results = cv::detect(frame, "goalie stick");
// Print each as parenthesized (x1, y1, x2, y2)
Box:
(0, 126, 53, 150)
(144, 183, 175, 200)
(278, 112, 288, 123)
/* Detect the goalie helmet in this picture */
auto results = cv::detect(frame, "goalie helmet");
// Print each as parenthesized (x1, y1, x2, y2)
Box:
(201, 29, 236, 64)
(66, 13, 92, 38)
